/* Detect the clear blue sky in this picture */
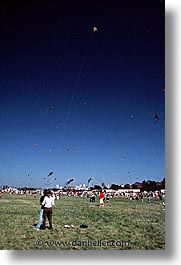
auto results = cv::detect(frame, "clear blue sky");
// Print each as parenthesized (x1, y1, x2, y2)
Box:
(0, 0, 165, 188)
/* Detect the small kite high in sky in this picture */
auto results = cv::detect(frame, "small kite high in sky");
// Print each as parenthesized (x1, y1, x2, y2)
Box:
(48, 104, 55, 112)
(154, 112, 160, 123)
(47, 171, 53, 177)
(66, 148, 71, 152)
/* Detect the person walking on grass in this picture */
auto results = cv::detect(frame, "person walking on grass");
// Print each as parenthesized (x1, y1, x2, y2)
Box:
(42, 189, 55, 230)
(35, 189, 48, 230)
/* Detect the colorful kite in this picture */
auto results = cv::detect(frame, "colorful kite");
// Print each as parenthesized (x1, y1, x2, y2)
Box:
(87, 176, 93, 184)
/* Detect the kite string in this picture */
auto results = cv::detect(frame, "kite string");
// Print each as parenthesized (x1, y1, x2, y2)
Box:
(55, 33, 95, 173)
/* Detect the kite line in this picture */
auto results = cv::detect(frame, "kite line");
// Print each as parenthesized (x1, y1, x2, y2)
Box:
(54, 27, 98, 173)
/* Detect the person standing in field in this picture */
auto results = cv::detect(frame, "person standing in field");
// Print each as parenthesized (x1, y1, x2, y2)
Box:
(99, 189, 105, 207)
(35, 189, 48, 230)
(42, 189, 55, 230)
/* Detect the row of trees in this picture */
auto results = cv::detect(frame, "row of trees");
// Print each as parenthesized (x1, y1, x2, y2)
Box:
(93, 178, 165, 192)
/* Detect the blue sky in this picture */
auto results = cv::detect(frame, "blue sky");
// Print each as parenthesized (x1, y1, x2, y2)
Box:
(0, 0, 165, 188)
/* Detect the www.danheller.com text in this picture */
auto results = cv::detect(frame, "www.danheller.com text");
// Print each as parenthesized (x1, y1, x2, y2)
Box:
(35, 239, 130, 248)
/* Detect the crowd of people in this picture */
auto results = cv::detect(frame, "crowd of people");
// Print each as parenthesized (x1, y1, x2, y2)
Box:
(0, 187, 165, 231)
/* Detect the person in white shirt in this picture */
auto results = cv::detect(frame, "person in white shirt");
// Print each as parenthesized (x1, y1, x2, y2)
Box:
(42, 189, 54, 230)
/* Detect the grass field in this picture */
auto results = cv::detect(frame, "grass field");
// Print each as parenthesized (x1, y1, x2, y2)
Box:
(0, 194, 165, 250)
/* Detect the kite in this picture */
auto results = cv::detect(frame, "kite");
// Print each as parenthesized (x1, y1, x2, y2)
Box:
(121, 156, 126, 161)
(54, 26, 97, 172)
(66, 148, 71, 152)
(48, 104, 55, 112)
(48, 171, 53, 176)
(66, 147, 77, 152)
(44, 171, 54, 179)
(66, 178, 74, 185)
(154, 112, 160, 123)
(47, 171, 53, 177)
(31, 104, 55, 121)
(87, 176, 93, 184)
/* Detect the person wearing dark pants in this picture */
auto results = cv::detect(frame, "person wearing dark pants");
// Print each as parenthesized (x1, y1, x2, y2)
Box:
(43, 207, 53, 230)
(42, 189, 54, 230)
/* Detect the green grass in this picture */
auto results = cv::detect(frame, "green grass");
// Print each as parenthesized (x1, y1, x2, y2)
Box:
(0, 194, 165, 250)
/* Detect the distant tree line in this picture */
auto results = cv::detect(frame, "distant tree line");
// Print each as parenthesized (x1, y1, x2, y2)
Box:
(92, 178, 165, 192)
(2, 178, 165, 192)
